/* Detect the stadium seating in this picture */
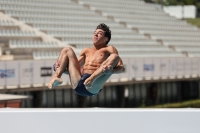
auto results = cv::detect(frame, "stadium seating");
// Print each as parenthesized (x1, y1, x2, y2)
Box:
(0, 0, 187, 60)
(33, 51, 60, 60)
(9, 40, 60, 48)
(78, 0, 200, 57)
(0, 0, 199, 60)
(187, 51, 200, 57)
(174, 46, 200, 52)
(119, 51, 184, 58)
(0, 19, 14, 26)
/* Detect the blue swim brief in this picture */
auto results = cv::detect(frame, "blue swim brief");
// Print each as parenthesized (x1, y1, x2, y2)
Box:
(74, 73, 96, 97)
(52, 64, 98, 96)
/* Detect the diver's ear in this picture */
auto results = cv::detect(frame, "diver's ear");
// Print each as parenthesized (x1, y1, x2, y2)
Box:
(105, 37, 108, 42)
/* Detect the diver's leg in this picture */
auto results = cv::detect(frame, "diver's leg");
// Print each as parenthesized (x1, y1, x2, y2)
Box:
(48, 47, 81, 89)
(84, 53, 120, 93)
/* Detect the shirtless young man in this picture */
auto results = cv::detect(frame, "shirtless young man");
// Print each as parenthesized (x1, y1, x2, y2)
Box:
(48, 23, 125, 96)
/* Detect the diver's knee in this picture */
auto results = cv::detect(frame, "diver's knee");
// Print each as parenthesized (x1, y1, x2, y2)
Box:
(109, 53, 119, 60)
(61, 47, 73, 54)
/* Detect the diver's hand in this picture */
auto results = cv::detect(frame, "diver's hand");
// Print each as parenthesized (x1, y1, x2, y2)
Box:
(102, 65, 113, 74)
(84, 77, 92, 87)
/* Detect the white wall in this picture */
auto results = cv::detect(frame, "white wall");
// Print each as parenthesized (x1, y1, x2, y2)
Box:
(0, 57, 200, 89)
(0, 108, 200, 133)
(163, 5, 196, 19)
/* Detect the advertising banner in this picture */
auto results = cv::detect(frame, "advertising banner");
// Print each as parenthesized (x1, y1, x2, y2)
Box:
(134, 58, 144, 80)
(0, 61, 6, 88)
(168, 58, 177, 78)
(129, 58, 136, 80)
(19, 60, 33, 86)
(109, 71, 119, 82)
(5, 61, 19, 87)
(199, 57, 200, 77)
(61, 73, 70, 85)
(152, 58, 160, 79)
(176, 57, 184, 78)
(44, 60, 55, 86)
(33, 60, 45, 86)
(184, 57, 191, 77)
(119, 58, 130, 81)
(191, 57, 198, 77)
(160, 58, 169, 79)
(143, 58, 153, 79)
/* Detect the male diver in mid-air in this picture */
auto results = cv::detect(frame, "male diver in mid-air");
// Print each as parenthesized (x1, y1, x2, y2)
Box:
(48, 23, 125, 96)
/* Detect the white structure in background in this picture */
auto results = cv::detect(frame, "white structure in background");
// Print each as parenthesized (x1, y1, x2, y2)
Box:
(0, 57, 200, 89)
(0, 46, 2, 56)
(163, 5, 196, 19)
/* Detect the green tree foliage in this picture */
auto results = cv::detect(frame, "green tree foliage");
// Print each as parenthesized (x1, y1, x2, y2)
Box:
(197, 2, 200, 9)
(180, 0, 197, 5)
(149, 0, 198, 6)
(163, 0, 179, 5)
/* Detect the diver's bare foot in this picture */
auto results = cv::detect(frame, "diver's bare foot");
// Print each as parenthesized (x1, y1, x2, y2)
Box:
(48, 77, 63, 89)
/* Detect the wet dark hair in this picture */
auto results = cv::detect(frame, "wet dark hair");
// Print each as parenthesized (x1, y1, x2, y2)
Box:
(96, 23, 111, 44)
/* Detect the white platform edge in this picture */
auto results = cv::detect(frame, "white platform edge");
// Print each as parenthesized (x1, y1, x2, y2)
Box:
(0, 108, 200, 133)
(0, 108, 200, 112)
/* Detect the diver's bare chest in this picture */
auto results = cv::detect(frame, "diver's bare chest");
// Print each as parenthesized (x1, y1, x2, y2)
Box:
(87, 51, 108, 61)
